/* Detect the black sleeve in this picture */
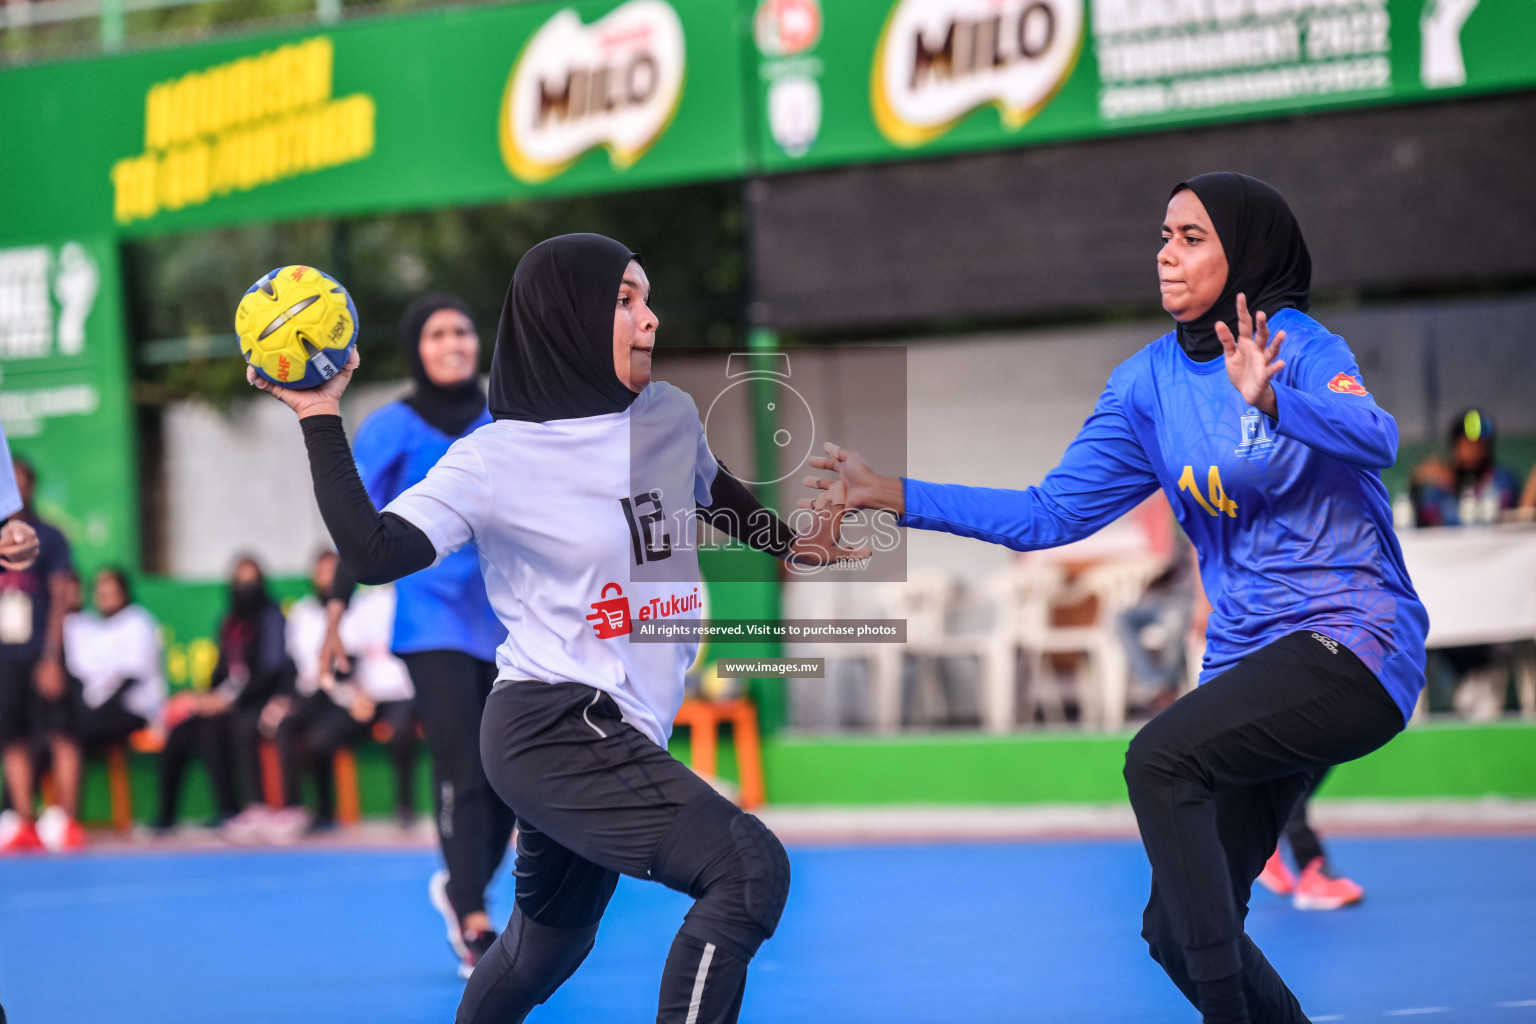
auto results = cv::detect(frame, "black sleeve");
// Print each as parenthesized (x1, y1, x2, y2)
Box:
(697, 465, 796, 559)
(300, 415, 437, 585)
(327, 559, 358, 607)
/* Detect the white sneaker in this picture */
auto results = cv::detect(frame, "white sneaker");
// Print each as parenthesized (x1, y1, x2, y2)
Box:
(0, 809, 22, 847)
(221, 805, 272, 844)
(261, 806, 311, 845)
(428, 868, 472, 975)
(36, 806, 67, 851)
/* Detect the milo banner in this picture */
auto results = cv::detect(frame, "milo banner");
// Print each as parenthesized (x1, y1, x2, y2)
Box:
(751, 0, 1536, 169)
(0, 0, 1532, 584)
(0, 0, 747, 245)
(0, 236, 137, 573)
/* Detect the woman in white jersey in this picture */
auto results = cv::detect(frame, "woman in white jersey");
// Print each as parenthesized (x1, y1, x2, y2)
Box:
(251, 233, 863, 1024)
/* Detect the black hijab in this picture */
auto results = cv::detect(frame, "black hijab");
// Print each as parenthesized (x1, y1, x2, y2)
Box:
(400, 293, 487, 437)
(1171, 172, 1312, 361)
(489, 233, 640, 423)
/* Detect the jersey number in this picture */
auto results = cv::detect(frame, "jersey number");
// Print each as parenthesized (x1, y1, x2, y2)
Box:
(1179, 465, 1238, 518)
(620, 491, 673, 565)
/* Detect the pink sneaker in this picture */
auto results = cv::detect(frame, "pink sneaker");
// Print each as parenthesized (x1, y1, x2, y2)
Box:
(221, 805, 272, 844)
(0, 811, 43, 854)
(1256, 849, 1295, 896)
(1293, 858, 1364, 910)
(261, 806, 311, 845)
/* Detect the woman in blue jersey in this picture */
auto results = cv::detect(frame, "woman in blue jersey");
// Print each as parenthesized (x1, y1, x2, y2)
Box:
(330, 295, 514, 977)
(809, 172, 1427, 1024)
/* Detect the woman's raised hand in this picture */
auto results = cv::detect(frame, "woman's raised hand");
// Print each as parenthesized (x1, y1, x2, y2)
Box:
(1216, 293, 1286, 417)
(247, 347, 361, 419)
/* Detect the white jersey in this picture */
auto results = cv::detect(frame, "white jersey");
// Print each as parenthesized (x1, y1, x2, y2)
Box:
(286, 595, 329, 698)
(343, 587, 414, 703)
(62, 605, 166, 722)
(385, 382, 718, 746)
(287, 590, 414, 703)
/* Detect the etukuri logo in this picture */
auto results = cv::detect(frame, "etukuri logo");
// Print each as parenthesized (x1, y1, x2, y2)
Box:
(499, 0, 686, 184)
(587, 582, 633, 639)
(872, 0, 1084, 148)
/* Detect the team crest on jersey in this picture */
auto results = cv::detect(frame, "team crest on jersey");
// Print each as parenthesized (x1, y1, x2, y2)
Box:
(1327, 372, 1369, 396)
(1235, 406, 1275, 460)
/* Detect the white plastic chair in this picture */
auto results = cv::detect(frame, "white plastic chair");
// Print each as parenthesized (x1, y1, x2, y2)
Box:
(1073, 557, 1167, 729)
(980, 561, 1068, 732)
(874, 572, 989, 730)
(982, 556, 1165, 732)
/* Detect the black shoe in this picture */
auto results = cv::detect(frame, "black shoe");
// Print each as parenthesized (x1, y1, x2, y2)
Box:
(461, 928, 498, 978)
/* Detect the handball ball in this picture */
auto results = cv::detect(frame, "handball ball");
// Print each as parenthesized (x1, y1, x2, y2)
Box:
(235, 265, 358, 389)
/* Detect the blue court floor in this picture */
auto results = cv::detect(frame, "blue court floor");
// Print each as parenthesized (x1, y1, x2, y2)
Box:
(1, 835, 1533, 1023)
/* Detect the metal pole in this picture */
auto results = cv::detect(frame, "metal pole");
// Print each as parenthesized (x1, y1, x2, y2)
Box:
(100, 0, 124, 51)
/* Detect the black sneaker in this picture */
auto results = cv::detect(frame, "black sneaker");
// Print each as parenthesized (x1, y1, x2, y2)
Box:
(461, 928, 498, 978)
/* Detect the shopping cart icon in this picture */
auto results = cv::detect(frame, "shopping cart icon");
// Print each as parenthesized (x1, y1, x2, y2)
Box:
(586, 582, 633, 639)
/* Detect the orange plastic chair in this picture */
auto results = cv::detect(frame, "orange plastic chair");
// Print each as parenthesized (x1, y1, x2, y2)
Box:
(672, 698, 765, 810)
(259, 741, 285, 809)
(100, 729, 166, 832)
(105, 746, 134, 832)
(260, 739, 361, 825)
(333, 748, 360, 825)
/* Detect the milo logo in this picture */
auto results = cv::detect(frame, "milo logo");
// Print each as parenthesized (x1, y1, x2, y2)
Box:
(872, 0, 1084, 147)
(499, 0, 686, 183)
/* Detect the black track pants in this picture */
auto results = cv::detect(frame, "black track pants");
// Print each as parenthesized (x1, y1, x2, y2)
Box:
(1124, 631, 1404, 1022)
(156, 713, 240, 825)
(458, 681, 790, 1024)
(373, 699, 419, 817)
(276, 694, 362, 822)
(402, 650, 515, 921)
(1280, 770, 1328, 869)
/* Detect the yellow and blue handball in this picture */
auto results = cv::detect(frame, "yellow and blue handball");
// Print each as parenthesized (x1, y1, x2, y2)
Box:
(235, 265, 358, 389)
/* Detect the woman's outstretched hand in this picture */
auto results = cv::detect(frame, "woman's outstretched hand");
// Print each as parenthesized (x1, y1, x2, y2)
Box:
(785, 475, 874, 569)
(1217, 293, 1286, 418)
(802, 443, 905, 516)
(247, 347, 361, 418)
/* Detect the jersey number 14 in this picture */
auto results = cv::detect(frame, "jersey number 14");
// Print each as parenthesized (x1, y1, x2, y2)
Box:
(1179, 465, 1238, 518)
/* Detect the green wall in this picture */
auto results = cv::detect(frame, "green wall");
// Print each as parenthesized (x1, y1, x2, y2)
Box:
(83, 720, 1536, 827)
(756, 721, 1536, 806)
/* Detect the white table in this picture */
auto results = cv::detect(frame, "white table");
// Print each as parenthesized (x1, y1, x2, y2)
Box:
(1396, 523, 1536, 648)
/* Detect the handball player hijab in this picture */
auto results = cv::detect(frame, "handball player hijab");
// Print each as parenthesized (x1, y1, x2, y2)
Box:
(399, 293, 487, 437)
(489, 233, 640, 423)
(1172, 172, 1312, 362)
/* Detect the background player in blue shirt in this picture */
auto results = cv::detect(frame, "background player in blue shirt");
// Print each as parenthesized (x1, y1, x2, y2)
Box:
(325, 295, 513, 978)
(809, 173, 1427, 1024)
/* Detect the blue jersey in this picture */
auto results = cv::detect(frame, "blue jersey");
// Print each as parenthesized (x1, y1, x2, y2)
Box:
(353, 401, 502, 661)
(0, 426, 21, 521)
(901, 309, 1428, 722)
